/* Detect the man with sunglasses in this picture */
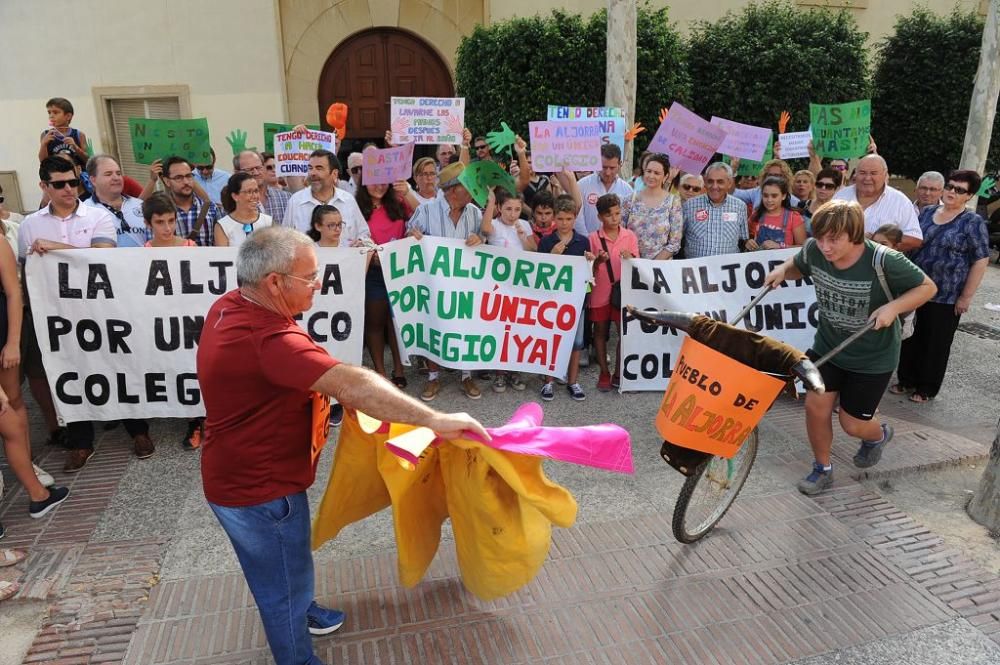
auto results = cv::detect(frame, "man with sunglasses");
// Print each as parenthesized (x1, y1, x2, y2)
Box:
(338, 152, 363, 196)
(192, 148, 230, 206)
(19, 156, 118, 473)
(833, 154, 923, 251)
(472, 136, 493, 162)
(235, 150, 290, 227)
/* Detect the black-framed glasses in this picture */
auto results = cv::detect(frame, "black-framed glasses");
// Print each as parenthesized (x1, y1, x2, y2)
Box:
(943, 183, 970, 195)
(815, 181, 837, 190)
(350, 166, 362, 175)
(47, 179, 80, 190)
(475, 144, 488, 151)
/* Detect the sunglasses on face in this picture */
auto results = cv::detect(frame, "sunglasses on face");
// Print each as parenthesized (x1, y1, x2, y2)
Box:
(47, 178, 80, 190)
(943, 183, 970, 195)
(350, 166, 362, 175)
(680, 184, 702, 191)
(475, 144, 488, 151)
(815, 181, 837, 190)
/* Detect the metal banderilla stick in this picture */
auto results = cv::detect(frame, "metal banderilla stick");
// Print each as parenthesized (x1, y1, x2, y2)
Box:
(729, 284, 775, 326)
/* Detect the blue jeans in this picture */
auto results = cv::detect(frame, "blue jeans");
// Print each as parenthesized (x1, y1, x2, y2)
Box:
(210, 492, 325, 665)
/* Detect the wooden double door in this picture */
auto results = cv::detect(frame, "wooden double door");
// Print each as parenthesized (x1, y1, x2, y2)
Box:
(318, 29, 454, 146)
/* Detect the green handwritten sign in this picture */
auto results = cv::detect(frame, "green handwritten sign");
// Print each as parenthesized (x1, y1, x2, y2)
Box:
(809, 100, 871, 160)
(264, 122, 320, 154)
(129, 118, 211, 165)
(458, 161, 518, 207)
(723, 133, 773, 177)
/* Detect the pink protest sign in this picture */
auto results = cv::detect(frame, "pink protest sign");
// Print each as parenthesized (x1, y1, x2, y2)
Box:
(710, 116, 772, 161)
(362, 142, 415, 186)
(648, 103, 727, 175)
(527, 121, 603, 173)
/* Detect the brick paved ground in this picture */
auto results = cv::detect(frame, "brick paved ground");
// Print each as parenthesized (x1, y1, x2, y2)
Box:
(2, 272, 999, 664)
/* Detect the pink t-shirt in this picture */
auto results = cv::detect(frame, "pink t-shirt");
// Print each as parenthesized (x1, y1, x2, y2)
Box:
(588, 227, 639, 308)
(366, 205, 409, 245)
(752, 210, 804, 247)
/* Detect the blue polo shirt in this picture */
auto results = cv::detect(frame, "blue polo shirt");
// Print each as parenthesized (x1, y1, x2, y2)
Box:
(538, 230, 589, 257)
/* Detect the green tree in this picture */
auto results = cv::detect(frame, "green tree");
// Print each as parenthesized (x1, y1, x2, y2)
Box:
(455, 7, 689, 159)
(687, 0, 868, 136)
(873, 8, 1000, 179)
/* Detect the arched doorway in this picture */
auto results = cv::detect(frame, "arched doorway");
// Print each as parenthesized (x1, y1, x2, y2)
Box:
(318, 28, 454, 148)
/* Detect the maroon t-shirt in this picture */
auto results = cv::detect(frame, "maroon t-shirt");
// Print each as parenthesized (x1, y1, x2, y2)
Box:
(197, 290, 338, 507)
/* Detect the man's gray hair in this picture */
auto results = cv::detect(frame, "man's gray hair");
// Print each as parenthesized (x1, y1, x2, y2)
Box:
(917, 171, 945, 186)
(704, 162, 733, 179)
(85, 154, 119, 178)
(237, 226, 315, 287)
(232, 149, 262, 171)
(858, 153, 888, 172)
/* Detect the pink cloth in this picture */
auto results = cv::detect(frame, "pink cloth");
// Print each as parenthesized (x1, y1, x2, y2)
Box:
(385, 403, 633, 474)
(366, 204, 408, 245)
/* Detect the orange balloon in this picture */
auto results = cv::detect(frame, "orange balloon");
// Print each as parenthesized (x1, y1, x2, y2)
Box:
(326, 103, 348, 139)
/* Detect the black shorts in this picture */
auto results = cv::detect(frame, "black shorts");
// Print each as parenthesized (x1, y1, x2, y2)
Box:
(806, 350, 891, 421)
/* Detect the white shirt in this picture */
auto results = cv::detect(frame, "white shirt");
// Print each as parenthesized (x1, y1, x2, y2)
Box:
(413, 189, 443, 206)
(487, 219, 532, 248)
(407, 197, 482, 240)
(18, 202, 117, 261)
(574, 174, 634, 236)
(1, 212, 24, 258)
(89, 195, 147, 248)
(834, 185, 923, 240)
(284, 186, 370, 247)
(217, 213, 274, 249)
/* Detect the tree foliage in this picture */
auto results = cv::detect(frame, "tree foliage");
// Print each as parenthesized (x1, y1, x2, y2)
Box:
(872, 8, 1000, 180)
(686, 0, 869, 137)
(455, 7, 690, 158)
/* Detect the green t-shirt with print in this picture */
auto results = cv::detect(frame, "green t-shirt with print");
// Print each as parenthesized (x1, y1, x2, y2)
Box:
(793, 239, 926, 374)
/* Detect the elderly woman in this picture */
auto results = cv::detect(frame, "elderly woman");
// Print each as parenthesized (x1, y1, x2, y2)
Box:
(621, 153, 683, 259)
(411, 157, 439, 206)
(893, 169, 990, 403)
(215, 172, 273, 247)
(677, 173, 704, 202)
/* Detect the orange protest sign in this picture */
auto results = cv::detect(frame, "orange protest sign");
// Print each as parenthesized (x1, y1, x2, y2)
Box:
(655, 337, 785, 459)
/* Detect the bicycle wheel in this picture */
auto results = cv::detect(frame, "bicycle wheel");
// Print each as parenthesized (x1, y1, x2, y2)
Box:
(671, 428, 759, 543)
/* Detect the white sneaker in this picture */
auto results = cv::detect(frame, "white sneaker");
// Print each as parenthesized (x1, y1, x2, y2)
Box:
(33, 464, 54, 488)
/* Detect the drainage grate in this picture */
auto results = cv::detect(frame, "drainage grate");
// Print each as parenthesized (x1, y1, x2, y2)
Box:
(958, 321, 1000, 341)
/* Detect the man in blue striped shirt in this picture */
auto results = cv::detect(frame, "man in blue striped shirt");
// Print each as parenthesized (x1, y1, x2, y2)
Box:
(681, 162, 749, 259)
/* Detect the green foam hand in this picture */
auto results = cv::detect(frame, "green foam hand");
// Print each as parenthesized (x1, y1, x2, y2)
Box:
(486, 122, 516, 158)
(458, 160, 518, 207)
(226, 129, 250, 157)
(85, 138, 94, 157)
(977, 176, 996, 198)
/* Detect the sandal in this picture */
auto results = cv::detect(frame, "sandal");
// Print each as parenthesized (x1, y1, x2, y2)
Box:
(0, 580, 19, 602)
(909, 392, 931, 403)
(0, 548, 27, 568)
(392, 375, 408, 389)
(888, 384, 912, 395)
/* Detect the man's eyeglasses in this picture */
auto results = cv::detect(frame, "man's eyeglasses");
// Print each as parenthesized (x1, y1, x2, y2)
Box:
(349, 166, 362, 175)
(241, 166, 264, 175)
(474, 144, 488, 151)
(167, 174, 194, 182)
(815, 181, 837, 190)
(46, 179, 80, 190)
(196, 165, 214, 171)
(943, 183, 970, 195)
(280, 271, 320, 286)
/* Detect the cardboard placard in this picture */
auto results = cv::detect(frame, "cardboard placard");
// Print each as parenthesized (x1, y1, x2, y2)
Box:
(527, 121, 604, 173)
(655, 337, 785, 458)
(810, 100, 871, 159)
(362, 143, 415, 186)
(390, 97, 465, 145)
(547, 105, 626, 152)
(710, 117, 772, 161)
(647, 103, 727, 176)
(273, 128, 336, 176)
(128, 117, 211, 165)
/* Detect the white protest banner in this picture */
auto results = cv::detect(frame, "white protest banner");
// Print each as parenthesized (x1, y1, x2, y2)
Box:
(527, 121, 604, 173)
(778, 130, 812, 159)
(26, 248, 366, 422)
(710, 116, 772, 161)
(274, 128, 336, 176)
(381, 237, 589, 378)
(390, 97, 465, 145)
(362, 142, 415, 186)
(647, 103, 727, 176)
(547, 105, 626, 152)
(619, 250, 818, 392)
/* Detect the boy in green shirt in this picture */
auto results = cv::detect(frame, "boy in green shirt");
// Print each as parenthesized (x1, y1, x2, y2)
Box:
(765, 200, 936, 494)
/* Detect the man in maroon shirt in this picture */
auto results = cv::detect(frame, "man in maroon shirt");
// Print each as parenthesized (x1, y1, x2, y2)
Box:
(197, 226, 487, 665)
